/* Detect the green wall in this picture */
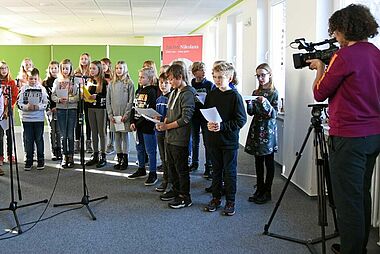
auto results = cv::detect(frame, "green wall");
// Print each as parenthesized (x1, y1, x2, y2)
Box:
(109, 45, 161, 85)
(52, 45, 107, 69)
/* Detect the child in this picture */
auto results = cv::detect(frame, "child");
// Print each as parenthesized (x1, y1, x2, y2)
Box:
(189, 62, 213, 178)
(203, 62, 247, 216)
(42, 60, 62, 161)
(0, 61, 18, 166)
(74, 53, 92, 154)
(156, 63, 195, 209)
(85, 60, 108, 168)
(155, 72, 171, 192)
(52, 59, 79, 168)
(101, 57, 115, 155)
(17, 68, 48, 171)
(16, 58, 34, 88)
(106, 60, 134, 170)
(245, 63, 278, 204)
(128, 67, 158, 186)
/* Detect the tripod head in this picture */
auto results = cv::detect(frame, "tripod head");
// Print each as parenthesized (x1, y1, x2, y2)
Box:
(308, 103, 328, 127)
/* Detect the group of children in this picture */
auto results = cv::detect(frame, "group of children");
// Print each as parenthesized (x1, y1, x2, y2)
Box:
(0, 55, 279, 215)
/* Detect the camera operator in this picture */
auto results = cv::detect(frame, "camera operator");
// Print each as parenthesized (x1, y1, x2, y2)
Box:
(307, 4, 380, 254)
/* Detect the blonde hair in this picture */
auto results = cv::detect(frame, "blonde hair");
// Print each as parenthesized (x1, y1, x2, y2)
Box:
(0, 61, 13, 82)
(112, 60, 131, 85)
(191, 61, 206, 73)
(17, 57, 34, 80)
(139, 67, 155, 86)
(58, 59, 73, 79)
(90, 60, 105, 93)
(142, 60, 158, 85)
(74, 53, 91, 76)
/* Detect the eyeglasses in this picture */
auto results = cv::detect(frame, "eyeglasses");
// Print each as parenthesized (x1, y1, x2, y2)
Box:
(255, 73, 270, 79)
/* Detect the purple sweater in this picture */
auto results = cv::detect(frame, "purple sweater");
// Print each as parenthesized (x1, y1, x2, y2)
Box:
(313, 42, 380, 137)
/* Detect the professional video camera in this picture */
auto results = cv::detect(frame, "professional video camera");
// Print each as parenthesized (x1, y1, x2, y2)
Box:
(291, 38, 339, 69)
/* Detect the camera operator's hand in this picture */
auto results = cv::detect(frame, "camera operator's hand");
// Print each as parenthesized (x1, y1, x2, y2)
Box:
(306, 59, 325, 71)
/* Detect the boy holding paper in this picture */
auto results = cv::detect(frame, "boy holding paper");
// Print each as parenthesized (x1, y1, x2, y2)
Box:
(203, 62, 246, 216)
(156, 64, 195, 209)
(17, 68, 48, 171)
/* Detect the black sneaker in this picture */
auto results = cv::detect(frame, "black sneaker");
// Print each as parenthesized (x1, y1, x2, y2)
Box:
(24, 163, 33, 171)
(204, 198, 221, 212)
(159, 190, 177, 201)
(189, 163, 199, 172)
(331, 243, 340, 254)
(145, 172, 158, 186)
(36, 161, 45, 170)
(223, 201, 235, 216)
(155, 182, 167, 192)
(168, 195, 192, 209)
(128, 168, 147, 179)
(253, 191, 271, 204)
(248, 189, 262, 202)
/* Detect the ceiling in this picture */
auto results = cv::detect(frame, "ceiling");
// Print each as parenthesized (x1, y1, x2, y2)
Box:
(0, 0, 236, 38)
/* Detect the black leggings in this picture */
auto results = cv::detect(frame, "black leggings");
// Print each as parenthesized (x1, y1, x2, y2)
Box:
(255, 152, 275, 193)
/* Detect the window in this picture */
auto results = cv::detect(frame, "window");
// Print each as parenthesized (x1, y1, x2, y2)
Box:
(269, 0, 286, 108)
(227, 12, 243, 93)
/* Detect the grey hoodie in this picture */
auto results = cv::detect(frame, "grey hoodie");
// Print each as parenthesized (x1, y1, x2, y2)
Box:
(165, 85, 195, 147)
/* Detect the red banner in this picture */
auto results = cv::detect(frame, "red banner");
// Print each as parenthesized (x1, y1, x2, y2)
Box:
(162, 35, 203, 65)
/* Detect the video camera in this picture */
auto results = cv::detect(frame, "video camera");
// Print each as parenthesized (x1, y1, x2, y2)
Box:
(291, 38, 339, 69)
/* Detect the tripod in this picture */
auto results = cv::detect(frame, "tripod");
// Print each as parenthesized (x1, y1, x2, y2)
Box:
(53, 76, 107, 220)
(0, 82, 48, 234)
(263, 104, 339, 254)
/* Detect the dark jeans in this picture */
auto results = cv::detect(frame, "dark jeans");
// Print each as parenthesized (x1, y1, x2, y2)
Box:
(255, 153, 275, 193)
(166, 143, 190, 197)
(136, 130, 157, 173)
(191, 117, 212, 167)
(23, 121, 44, 164)
(57, 109, 77, 155)
(76, 102, 91, 141)
(49, 112, 61, 151)
(328, 135, 380, 254)
(157, 133, 168, 183)
(209, 147, 238, 201)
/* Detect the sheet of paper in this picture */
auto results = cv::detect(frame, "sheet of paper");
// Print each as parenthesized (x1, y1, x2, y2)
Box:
(200, 107, 222, 123)
(141, 114, 161, 124)
(195, 92, 207, 105)
(28, 95, 40, 105)
(0, 119, 9, 131)
(113, 116, 125, 131)
(56, 88, 68, 99)
(243, 95, 259, 101)
(135, 108, 161, 118)
(132, 131, 139, 144)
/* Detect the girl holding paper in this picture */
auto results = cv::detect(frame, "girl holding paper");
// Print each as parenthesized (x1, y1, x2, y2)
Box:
(52, 59, 79, 168)
(106, 60, 134, 170)
(245, 63, 278, 204)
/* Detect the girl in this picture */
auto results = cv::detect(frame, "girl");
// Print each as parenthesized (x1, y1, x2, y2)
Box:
(52, 59, 79, 168)
(245, 63, 278, 204)
(106, 60, 134, 170)
(16, 58, 34, 88)
(101, 57, 115, 154)
(74, 53, 92, 154)
(128, 67, 158, 186)
(85, 60, 108, 168)
(0, 61, 15, 167)
(42, 60, 62, 161)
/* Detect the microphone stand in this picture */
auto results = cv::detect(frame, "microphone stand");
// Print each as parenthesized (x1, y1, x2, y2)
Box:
(53, 76, 107, 220)
(0, 81, 48, 234)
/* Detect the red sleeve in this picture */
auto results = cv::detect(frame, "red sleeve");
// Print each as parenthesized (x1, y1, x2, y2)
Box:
(313, 53, 347, 102)
(10, 80, 19, 108)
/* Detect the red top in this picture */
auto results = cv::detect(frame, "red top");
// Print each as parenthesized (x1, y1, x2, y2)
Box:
(313, 42, 380, 137)
(1, 79, 19, 108)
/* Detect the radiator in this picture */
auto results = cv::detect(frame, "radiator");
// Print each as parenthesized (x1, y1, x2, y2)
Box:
(371, 157, 380, 246)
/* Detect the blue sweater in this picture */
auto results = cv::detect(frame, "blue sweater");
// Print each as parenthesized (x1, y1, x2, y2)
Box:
(155, 92, 170, 135)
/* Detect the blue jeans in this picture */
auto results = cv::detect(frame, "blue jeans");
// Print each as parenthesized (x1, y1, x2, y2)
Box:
(209, 147, 238, 201)
(23, 121, 44, 164)
(329, 134, 380, 254)
(136, 130, 157, 173)
(57, 109, 77, 155)
(191, 116, 212, 166)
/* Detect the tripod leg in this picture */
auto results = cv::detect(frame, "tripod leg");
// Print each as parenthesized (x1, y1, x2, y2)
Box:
(264, 125, 314, 234)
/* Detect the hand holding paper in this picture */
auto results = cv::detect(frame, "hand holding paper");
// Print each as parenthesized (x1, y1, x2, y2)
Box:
(200, 107, 222, 123)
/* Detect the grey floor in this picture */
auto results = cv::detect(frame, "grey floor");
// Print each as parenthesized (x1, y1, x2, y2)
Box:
(0, 130, 379, 254)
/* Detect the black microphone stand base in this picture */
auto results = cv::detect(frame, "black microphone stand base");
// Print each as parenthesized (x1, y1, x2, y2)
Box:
(53, 194, 107, 220)
(0, 199, 48, 234)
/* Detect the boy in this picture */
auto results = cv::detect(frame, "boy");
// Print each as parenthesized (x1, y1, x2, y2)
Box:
(17, 68, 48, 171)
(155, 73, 171, 192)
(156, 64, 195, 209)
(203, 62, 247, 216)
(189, 62, 213, 178)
